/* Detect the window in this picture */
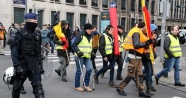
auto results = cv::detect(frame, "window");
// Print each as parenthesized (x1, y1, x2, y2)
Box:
(51, 11, 59, 25)
(92, 15, 98, 26)
(131, 18, 135, 27)
(92, 0, 98, 7)
(66, 0, 74, 3)
(151, 1, 155, 14)
(51, 0, 60, 2)
(139, 19, 143, 22)
(13, 0, 25, 5)
(138, 0, 142, 12)
(79, 0, 86, 5)
(131, 0, 135, 12)
(102, 0, 108, 8)
(66, 12, 74, 30)
(146, 0, 149, 9)
(151, 20, 154, 24)
(80, 14, 87, 28)
(121, 18, 126, 27)
(121, 0, 126, 10)
(14, 8, 25, 24)
(38, 10, 43, 29)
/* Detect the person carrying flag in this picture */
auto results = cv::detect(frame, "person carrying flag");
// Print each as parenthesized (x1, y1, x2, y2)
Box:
(142, 24, 158, 95)
(116, 22, 153, 97)
(53, 12, 71, 82)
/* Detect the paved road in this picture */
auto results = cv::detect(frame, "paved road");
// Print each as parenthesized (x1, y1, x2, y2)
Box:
(0, 46, 186, 98)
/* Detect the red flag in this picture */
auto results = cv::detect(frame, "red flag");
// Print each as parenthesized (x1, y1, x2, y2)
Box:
(109, 2, 120, 56)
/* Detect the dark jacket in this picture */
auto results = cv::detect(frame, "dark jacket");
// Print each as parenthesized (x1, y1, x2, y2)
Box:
(99, 31, 113, 59)
(129, 32, 148, 56)
(53, 21, 71, 57)
(164, 34, 177, 58)
(72, 30, 92, 54)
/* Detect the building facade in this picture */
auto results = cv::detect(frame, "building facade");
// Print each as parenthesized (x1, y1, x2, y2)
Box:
(0, 0, 186, 32)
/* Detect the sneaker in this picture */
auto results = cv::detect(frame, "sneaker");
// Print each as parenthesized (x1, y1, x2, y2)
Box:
(151, 86, 156, 92)
(55, 69, 61, 76)
(174, 82, 185, 87)
(62, 79, 67, 82)
(116, 88, 127, 96)
(82, 86, 92, 92)
(20, 87, 26, 94)
(74, 87, 84, 92)
(94, 74, 99, 84)
(109, 80, 115, 87)
(139, 91, 151, 97)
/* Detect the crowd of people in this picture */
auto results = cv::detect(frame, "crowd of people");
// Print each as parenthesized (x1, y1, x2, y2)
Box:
(1, 11, 186, 98)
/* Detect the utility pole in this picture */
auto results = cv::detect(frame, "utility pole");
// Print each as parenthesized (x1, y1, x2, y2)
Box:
(160, 0, 167, 62)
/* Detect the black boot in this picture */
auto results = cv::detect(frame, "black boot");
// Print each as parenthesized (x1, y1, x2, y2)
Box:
(139, 91, 151, 98)
(109, 80, 115, 87)
(20, 87, 26, 94)
(94, 74, 99, 84)
(94, 68, 98, 73)
(151, 86, 156, 92)
(116, 88, 127, 96)
(12, 93, 20, 98)
(101, 72, 105, 78)
(116, 75, 123, 80)
(146, 82, 154, 96)
(55, 69, 61, 76)
(33, 82, 45, 98)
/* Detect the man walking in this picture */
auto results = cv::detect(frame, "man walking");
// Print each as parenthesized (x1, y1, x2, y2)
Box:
(155, 26, 185, 87)
(116, 22, 152, 97)
(0, 22, 6, 55)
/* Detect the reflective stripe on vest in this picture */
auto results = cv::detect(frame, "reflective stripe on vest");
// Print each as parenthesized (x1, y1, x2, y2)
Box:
(104, 33, 113, 55)
(118, 35, 123, 52)
(123, 27, 148, 54)
(77, 35, 92, 58)
(164, 35, 182, 58)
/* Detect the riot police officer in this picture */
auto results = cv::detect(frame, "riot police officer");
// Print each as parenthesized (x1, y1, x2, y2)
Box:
(11, 12, 45, 98)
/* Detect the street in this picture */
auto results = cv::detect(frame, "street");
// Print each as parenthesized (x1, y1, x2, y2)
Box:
(0, 46, 186, 98)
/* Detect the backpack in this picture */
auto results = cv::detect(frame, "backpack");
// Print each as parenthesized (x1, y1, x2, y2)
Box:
(71, 34, 83, 53)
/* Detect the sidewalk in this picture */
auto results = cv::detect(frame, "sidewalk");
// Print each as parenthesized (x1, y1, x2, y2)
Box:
(154, 57, 186, 92)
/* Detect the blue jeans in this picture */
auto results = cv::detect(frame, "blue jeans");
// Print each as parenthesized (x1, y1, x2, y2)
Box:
(96, 57, 115, 81)
(156, 57, 180, 83)
(49, 41, 55, 53)
(142, 57, 153, 87)
(74, 56, 93, 88)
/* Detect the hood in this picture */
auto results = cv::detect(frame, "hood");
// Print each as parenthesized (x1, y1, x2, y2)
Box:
(61, 20, 69, 28)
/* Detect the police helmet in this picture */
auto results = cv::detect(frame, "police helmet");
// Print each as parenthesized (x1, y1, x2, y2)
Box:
(3, 67, 15, 85)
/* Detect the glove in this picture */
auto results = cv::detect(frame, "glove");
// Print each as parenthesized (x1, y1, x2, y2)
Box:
(91, 52, 96, 59)
(61, 41, 66, 45)
(145, 39, 153, 46)
(77, 51, 84, 57)
(40, 69, 45, 74)
(103, 57, 108, 61)
(15, 66, 25, 75)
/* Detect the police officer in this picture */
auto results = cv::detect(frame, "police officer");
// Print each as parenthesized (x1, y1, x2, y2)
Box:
(116, 22, 152, 97)
(11, 12, 45, 98)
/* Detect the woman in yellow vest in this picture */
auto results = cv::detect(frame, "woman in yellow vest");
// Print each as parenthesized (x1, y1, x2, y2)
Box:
(155, 26, 185, 87)
(72, 23, 94, 92)
(116, 22, 152, 97)
(94, 25, 116, 87)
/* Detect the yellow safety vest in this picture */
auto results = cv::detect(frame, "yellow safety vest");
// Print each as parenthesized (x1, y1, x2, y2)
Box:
(77, 35, 92, 58)
(104, 33, 113, 55)
(164, 34, 182, 58)
(55, 40, 64, 50)
(118, 35, 123, 52)
(123, 27, 148, 54)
